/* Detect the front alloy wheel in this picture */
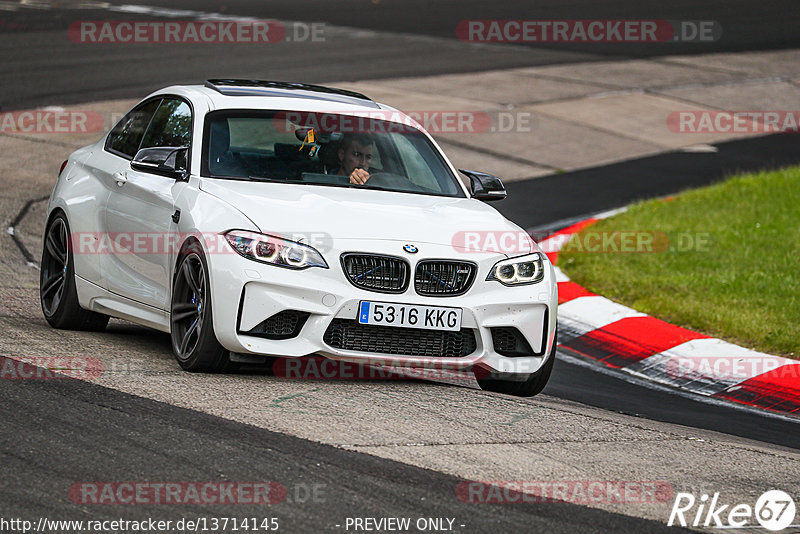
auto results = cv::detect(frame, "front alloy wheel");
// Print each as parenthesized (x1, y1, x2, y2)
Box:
(170, 244, 233, 372)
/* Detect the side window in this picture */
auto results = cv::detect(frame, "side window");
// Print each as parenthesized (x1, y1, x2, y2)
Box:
(140, 98, 192, 150)
(106, 99, 161, 158)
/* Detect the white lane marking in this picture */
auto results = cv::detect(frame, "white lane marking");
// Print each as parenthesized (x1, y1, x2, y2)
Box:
(553, 265, 570, 283)
(19, 0, 50, 8)
(108, 4, 258, 22)
(75, 2, 112, 8)
(594, 206, 628, 219)
(680, 144, 719, 153)
(559, 295, 646, 333)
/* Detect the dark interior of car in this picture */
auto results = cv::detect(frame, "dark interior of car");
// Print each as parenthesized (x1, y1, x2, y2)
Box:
(207, 118, 395, 182)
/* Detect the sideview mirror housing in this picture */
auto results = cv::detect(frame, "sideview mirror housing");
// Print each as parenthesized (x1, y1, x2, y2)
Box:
(459, 169, 507, 201)
(131, 147, 188, 180)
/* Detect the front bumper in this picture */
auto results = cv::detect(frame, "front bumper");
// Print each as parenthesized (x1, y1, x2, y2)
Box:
(208, 240, 558, 377)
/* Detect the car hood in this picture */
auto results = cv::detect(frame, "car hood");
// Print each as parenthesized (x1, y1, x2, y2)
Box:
(198, 178, 530, 252)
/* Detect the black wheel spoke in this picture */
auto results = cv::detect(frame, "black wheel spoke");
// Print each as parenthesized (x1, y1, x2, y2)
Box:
(183, 260, 201, 296)
(42, 272, 64, 298)
(179, 318, 200, 356)
(171, 302, 197, 323)
(172, 302, 196, 313)
(172, 309, 198, 323)
(46, 230, 66, 264)
(50, 289, 63, 312)
(59, 219, 68, 254)
(197, 266, 205, 299)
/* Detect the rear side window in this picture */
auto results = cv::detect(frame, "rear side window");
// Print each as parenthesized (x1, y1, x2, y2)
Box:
(140, 98, 192, 149)
(106, 99, 160, 158)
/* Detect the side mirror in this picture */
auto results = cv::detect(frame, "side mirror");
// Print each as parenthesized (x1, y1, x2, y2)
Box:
(131, 147, 188, 180)
(459, 169, 507, 201)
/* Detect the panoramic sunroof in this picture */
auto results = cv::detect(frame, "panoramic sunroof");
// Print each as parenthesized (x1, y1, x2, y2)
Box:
(205, 79, 380, 108)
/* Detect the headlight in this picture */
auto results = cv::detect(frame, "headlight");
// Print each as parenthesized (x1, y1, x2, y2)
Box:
(487, 253, 545, 285)
(224, 230, 328, 270)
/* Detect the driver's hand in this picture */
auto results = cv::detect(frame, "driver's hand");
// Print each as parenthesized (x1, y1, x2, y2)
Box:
(349, 168, 370, 185)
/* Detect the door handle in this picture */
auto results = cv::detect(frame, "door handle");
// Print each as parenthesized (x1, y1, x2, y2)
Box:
(113, 171, 127, 187)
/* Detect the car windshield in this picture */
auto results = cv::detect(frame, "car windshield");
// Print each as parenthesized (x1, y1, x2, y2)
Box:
(202, 110, 465, 197)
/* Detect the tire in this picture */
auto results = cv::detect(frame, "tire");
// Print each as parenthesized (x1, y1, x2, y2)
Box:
(476, 327, 557, 397)
(170, 241, 234, 372)
(40, 212, 109, 331)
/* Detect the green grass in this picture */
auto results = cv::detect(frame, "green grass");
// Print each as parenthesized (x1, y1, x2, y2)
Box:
(560, 165, 800, 358)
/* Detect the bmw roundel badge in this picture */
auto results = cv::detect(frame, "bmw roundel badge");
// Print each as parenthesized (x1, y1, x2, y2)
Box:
(403, 244, 418, 254)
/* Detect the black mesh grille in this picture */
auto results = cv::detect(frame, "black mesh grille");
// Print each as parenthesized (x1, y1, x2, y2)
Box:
(491, 327, 535, 357)
(242, 310, 310, 339)
(323, 319, 477, 358)
(341, 254, 409, 293)
(415, 260, 476, 296)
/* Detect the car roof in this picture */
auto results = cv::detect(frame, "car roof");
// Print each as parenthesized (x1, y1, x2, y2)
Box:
(149, 80, 396, 115)
(206, 79, 378, 107)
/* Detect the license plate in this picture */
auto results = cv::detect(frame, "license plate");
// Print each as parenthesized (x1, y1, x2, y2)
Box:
(357, 301, 462, 332)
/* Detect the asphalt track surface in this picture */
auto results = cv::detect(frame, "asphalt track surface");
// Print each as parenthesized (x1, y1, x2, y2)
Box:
(2, 1, 800, 531)
(1, 362, 690, 533)
(3, 0, 800, 110)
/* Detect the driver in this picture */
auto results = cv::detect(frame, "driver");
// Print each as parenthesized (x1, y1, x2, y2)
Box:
(334, 133, 373, 185)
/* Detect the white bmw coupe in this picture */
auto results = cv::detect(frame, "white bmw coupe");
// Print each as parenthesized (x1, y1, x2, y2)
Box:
(41, 80, 558, 396)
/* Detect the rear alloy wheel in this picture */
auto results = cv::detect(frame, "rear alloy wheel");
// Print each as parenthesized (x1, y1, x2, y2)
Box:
(170, 244, 234, 372)
(476, 327, 557, 397)
(40, 213, 109, 331)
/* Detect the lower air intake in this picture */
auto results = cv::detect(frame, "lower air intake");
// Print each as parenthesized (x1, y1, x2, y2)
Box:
(242, 310, 310, 340)
(491, 327, 535, 357)
(323, 319, 477, 358)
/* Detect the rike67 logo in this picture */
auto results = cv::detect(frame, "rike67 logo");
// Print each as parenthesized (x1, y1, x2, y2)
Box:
(668, 490, 796, 531)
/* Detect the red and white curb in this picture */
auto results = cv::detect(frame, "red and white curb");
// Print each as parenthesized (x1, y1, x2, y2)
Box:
(541, 210, 800, 417)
